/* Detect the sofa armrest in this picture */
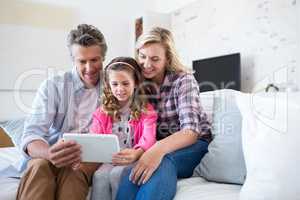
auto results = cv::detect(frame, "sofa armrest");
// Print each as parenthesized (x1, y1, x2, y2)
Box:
(0, 127, 14, 147)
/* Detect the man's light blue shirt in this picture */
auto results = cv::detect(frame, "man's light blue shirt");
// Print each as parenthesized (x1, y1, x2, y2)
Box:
(19, 67, 101, 172)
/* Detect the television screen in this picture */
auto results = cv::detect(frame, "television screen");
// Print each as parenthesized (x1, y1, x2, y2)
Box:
(193, 53, 241, 92)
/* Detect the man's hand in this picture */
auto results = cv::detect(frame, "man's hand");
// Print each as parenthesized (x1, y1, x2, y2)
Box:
(47, 139, 82, 168)
(112, 148, 144, 166)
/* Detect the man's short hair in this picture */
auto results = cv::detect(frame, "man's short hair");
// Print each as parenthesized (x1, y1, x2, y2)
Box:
(67, 24, 107, 59)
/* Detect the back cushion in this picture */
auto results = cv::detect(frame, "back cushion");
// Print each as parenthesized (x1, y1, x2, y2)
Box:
(194, 89, 246, 184)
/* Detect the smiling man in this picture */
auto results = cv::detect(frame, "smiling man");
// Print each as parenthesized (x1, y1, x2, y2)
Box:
(16, 24, 107, 200)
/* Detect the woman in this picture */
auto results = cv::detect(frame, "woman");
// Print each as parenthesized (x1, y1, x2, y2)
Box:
(116, 27, 211, 200)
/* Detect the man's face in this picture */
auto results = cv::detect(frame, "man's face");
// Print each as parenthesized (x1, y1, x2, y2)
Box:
(71, 44, 103, 88)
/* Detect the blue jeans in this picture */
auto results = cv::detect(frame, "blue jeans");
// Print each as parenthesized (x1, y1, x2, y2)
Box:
(115, 139, 208, 200)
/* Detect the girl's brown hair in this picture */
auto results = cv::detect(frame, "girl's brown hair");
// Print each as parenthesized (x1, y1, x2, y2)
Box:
(102, 57, 147, 120)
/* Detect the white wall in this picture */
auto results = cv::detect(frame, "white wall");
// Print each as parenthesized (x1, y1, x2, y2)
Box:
(77, 0, 147, 61)
(145, 0, 299, 92)
(1, 0, 298, 120)
(153, 0, 299, 92)
(0, 0, 148, 121)
(150, 0, 199, 13)
(143, 11, 172, 32)
(297, 0, 300, 88)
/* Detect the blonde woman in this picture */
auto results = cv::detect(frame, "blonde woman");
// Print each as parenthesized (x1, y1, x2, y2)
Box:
(116, 27, 212, 200)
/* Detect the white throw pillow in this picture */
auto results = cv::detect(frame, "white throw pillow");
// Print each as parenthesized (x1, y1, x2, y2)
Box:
(237, 92, 300, 200)
(194, 89, 246, 184)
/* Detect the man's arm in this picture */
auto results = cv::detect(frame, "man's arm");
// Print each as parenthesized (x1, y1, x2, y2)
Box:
(26, 140, 49, 159)
(21, 79, 58, 158)
(21, 79, 82, 168)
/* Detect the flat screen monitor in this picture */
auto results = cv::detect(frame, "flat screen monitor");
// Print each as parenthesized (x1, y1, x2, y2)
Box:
(193, 53, 241, 92)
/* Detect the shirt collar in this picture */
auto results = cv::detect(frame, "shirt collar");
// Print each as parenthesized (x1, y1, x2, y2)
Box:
(71, 66, 101, 92)
(161, 70, 179, 87)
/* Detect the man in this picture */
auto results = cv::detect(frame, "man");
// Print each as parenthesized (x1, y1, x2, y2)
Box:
(16, 24, 107, 200)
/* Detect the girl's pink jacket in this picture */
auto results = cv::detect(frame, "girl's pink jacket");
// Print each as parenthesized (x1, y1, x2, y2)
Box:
(90, 103, 157, 151)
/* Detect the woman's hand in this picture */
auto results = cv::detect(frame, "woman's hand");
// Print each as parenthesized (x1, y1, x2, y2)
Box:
(112, 148, 144, 165)
(130, 146, 165, 185)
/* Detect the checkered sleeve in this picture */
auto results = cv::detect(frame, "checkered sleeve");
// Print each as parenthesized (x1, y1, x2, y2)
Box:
(176, 74, 211, 138)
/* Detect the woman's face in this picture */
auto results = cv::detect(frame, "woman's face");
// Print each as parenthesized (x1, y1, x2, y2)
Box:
(108, 69, 135, 107)
(137, 43, 168, 84)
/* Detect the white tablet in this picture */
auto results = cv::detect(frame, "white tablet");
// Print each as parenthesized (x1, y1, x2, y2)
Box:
(63, 133, 120, 163)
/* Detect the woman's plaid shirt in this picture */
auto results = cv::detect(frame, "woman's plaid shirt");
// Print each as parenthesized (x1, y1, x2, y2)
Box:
(144, 71, 212, 141)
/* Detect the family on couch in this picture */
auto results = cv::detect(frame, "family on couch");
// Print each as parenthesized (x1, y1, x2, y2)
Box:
(16, 24, 211, 200)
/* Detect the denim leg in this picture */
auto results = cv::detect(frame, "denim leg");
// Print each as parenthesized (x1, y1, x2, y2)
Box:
(115, 166, 139, 200)
(116, 156, 177, 200)
(135, 156, 177, 200)
(116, 139, 208, 200)
(168, 139, 209, 178)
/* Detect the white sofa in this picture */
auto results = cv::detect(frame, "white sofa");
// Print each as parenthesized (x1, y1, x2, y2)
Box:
(0, 151, 241, 200)
(0, 158, 241, 200)
(1, 89, 299, 200)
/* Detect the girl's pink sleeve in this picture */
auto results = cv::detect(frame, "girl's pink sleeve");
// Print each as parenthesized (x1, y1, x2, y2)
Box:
(134, 104, 157, 151)
(89, 110, 104, 134)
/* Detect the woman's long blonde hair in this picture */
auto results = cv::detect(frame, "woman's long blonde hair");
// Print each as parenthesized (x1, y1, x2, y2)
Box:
(135, 27, 190, 73)
(102, 57, 148, 121)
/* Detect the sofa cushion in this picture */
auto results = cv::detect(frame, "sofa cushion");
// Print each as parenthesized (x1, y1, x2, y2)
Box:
(174, 177, 241, 200)
(194, 89, 246, 184)
(237, 92, 300, 200)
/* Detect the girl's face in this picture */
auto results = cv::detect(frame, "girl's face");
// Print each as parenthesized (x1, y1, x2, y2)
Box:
(137, 43, 168, 84)
(108, 69, 135, 107)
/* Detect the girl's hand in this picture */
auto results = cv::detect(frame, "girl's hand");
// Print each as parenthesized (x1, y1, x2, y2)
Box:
(130, 146, 164, 185)
(112, 148, 144, 165)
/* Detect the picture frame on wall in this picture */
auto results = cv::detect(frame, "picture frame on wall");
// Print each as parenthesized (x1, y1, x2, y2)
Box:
(135, 17, 143, 42)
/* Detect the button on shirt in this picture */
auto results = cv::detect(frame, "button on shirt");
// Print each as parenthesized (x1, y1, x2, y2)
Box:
(19, 67, 101, 171)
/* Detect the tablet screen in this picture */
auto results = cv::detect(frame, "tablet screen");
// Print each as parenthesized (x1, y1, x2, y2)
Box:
(63, 133, 120, 163)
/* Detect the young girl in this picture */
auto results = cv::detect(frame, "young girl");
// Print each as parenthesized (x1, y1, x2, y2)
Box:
(89, 57, 157, 200)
